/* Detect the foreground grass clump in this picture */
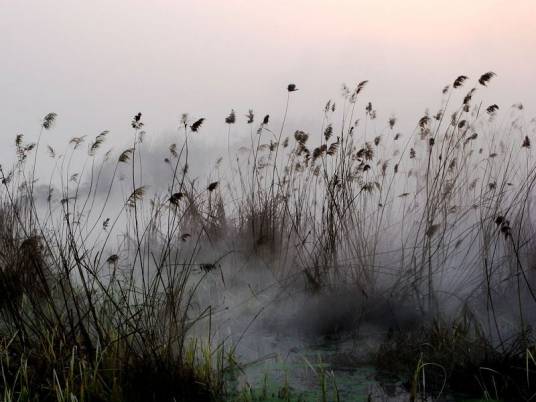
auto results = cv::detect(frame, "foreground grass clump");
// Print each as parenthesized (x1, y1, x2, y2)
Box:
(0, 333, 224, 402)
(0, 113, 231, 401)
(376, 316, 536, 401)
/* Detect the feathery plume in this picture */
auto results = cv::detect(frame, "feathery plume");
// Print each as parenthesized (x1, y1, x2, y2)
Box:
(107, 254, 119, 264)
(42, 113, 58, 130)
(453, 75, 468, 89)
(181, 233, 191, 242)
(89, 130, 108, 156)
(131, 112, 143, 129)
(119, 148, 134, 163)
(478, 71, 496, 86)
(327, 139, 339, 156)
(486, 104, 499, 114)
(355, 80, 368, 95)
(388, 116, 396, 129)
(169, 143, 177, 158)
(246, 110, 254, 124)
(69, 136, 86, 149)
(324, 124, 333, 141)
(127, 186, 146, 207)
(225, 110, 236, 124)
(190, 118, 205, 132)
(287, 83, 298, 92)
(374, 136, 381, 146)
(169, 192, 184, 205)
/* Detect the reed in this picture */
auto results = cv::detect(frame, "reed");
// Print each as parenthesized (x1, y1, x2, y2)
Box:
(1, 72, 535, 400)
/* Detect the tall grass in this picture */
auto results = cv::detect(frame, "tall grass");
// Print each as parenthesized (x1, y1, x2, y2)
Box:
(0, 72, 535, 400)
(0, 112, 232, 401)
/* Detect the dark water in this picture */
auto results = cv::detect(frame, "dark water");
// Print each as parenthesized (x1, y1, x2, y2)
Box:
(227, 337, 491, 402)
(228, 338, 410, 401)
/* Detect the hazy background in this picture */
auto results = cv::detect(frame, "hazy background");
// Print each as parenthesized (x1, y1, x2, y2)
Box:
(1, 0, 535, 163)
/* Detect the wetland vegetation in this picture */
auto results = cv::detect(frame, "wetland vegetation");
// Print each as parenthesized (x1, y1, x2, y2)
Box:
(1, 73, 535, 401)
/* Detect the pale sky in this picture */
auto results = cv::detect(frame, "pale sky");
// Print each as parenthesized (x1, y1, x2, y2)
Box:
(1, 0, 535, 161)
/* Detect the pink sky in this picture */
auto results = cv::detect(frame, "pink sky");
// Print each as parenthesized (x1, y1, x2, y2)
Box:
(1, 0, 535, 155)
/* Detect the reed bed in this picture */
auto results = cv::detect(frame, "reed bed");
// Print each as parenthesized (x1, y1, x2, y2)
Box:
(0, 72, 535, 400)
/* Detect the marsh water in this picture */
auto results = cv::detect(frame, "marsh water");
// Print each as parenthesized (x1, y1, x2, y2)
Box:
(230, 340, 403, 401)
(198, 267, 488, 401)
(226, 331, 486, 402)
